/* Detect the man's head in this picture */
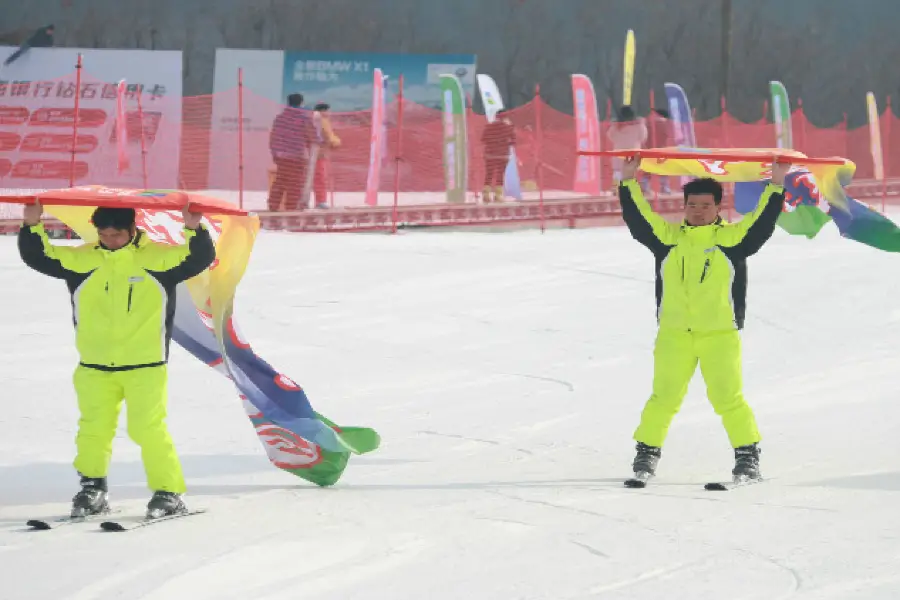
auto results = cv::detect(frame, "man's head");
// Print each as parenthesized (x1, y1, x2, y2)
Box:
(682, 178, 723, 226)
(313, 102, 330, 112)
(287, 93, 304, 108)
(618, 105, 636, 122)
(91, 207, 136, 250)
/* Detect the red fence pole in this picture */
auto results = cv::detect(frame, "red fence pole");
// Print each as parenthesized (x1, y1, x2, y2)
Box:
(391, 74, 404, 234)
(885, 96, 892, 212)
(649, 89, 659, 207)
(238, 68, 245, 210)
(69, 53, 83, 188)
(604, 98, 612, 192)
(797, 98, 807, 153)
(721, 96, 730, 147)
(136, 88, 149, 188)
(842, 112, 849, 168)
(535, 83, 545, 233)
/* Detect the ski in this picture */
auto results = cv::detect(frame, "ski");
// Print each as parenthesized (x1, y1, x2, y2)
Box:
(99, 508, 206, 532)
(27, 509, 120, 530)
(624, 471, 652, 488)
(704, 476, 764, 491)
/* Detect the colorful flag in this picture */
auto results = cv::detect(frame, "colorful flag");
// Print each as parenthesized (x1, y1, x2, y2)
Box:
(867, 92, 884, 181)
(733, 173, 832, 238)
(439, 74, 468, 204)
(769, 81, 792, 149)
(571, 74, 602, 196)
(476, 74, 504, 123)
(365, 68, 386, 207)
(42, 192, 380, 486)
(663, 83, 696, 148)
(691, 149, 900, 253)
(664, 83, 696, 188)
(623, 30, 635, 106)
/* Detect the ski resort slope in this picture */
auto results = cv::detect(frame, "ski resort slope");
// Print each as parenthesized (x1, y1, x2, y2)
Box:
(1, 221, 899, 600)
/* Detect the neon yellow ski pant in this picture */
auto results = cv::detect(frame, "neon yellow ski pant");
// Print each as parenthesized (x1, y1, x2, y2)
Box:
(72, 365, 186, 494)
(633, 329, 761, 448)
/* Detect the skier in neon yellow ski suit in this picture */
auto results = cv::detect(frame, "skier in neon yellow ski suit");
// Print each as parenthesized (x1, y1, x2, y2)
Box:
(18, 203, 215, 517)
(618, 154, 788, 482)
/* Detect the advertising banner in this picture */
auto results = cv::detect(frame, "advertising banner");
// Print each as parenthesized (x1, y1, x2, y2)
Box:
(210, 50, 477, 201)
(571, 74, 602, 195)
(0, 47, 183, 194)
(440, 74, 468, 204)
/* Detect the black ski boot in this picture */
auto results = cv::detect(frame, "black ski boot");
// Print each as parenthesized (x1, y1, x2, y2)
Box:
(71, 476, 110, 518)
(632, 442, 662, 477)
(732, 443, 761, 481)
(146, 491, 187, 519)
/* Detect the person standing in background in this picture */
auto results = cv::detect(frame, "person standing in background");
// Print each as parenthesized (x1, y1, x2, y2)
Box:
(267, 93, 315, 215)
(310, 103, 341, 210)
(480, 110, 516, 203)
(607, 106, 648, 192)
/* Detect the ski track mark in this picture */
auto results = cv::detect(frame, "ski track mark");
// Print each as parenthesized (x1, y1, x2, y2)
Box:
(418, 430, 535, 456)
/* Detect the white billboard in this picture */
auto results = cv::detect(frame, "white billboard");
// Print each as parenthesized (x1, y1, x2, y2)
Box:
(0, 47, 183, 195)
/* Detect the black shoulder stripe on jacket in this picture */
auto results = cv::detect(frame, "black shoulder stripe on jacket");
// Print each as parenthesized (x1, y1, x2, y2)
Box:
(145, 226, 217, 289)
(18, 225, 93, 293)
(618, 183, 671, 257)
(729, 189, 785, 258)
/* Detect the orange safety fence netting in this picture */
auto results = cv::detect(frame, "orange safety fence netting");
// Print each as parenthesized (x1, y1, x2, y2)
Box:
(1, 70, 899, 223)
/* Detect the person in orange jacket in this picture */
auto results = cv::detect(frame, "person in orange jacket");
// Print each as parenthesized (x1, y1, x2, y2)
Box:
(311, 102, 341, 209)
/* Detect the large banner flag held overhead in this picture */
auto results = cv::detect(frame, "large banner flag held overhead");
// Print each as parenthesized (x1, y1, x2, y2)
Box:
(770, 81, 793, 149)
(571, 74, 602, 196)
(439, 74, 468, 204)
(1, 187, 381, 486)
(476, 74, 521, 201)
(583, 146, 900, 254)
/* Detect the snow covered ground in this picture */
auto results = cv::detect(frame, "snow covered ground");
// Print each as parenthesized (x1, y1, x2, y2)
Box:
(1, 219, 899, 599)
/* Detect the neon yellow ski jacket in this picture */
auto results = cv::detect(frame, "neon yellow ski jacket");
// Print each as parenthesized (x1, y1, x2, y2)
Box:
(619, 179, 784, 332)
(18, 223, 215, 370)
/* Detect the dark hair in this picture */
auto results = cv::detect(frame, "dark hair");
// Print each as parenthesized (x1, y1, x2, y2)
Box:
(683, 177, 723, 205)
(287, 93, 304, 108)
(313, 102, 330, 111)
(91, 207, 136, 230)
(618, 105, 635, 121)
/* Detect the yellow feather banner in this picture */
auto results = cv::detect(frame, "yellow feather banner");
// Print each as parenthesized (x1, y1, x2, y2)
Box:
(623, 30, 635, 106)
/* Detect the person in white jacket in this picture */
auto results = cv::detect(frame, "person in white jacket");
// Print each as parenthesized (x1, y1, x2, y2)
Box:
(607, 106, 648, 191)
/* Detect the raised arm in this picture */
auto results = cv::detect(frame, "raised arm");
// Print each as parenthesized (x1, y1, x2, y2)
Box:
(17, 223, 79, 279)
(717, 183, 785, 256)
(145, 224, 216, 287)
(718, 161, 790, 256)
(618, 156, 679, 253)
